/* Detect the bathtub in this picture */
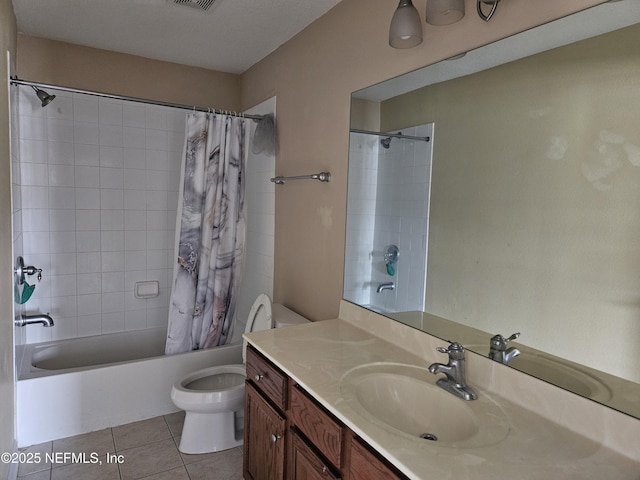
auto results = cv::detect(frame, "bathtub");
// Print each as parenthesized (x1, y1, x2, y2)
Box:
(16, 327, 242, 447)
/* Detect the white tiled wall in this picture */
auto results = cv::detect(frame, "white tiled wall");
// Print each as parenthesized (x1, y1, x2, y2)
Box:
(17, 89, 184, 343)
(344, 132, 378, 306)
(10, 85, 26, 347)
(232, 98, 276, 342)
(344, 124, 433, 313)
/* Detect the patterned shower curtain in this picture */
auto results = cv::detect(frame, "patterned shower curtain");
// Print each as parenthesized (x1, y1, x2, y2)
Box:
(165, 112, 246, 354)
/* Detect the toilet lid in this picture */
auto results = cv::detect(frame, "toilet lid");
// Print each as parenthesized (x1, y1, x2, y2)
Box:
(242, 293, 273, 363)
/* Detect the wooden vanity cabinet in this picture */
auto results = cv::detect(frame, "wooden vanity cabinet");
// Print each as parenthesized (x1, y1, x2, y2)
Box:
(244, 345, 408, 480)
(244, 347, 288, 480)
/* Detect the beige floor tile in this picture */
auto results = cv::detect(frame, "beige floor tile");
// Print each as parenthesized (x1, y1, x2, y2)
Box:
(118, 438, 183, 480)
(136, 466, 190, 480)
(50, 459, 120, 480)
(112, 417, 171, 451)
(17, 441, 53, 477)
(52, 428, 116, 466)
(185, 447, 243, 480)
(17, 469, 51, 480)
(163, 411, 184, 438)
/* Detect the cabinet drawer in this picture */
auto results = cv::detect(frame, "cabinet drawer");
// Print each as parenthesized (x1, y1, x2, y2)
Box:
(290, 428, 341, 480)
(348, 437, 407, 480)
(246, 346, 287, 411)
(289, 384, 343, 469)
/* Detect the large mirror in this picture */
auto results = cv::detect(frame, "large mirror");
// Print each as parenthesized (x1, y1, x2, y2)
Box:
(346, 1, 640, 419)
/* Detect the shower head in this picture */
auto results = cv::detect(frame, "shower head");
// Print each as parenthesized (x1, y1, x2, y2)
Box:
(31, 85, 56, 107)
(380, 137, 392, 149)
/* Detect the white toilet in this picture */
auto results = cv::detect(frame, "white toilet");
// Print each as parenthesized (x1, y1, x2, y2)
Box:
(170, 294, 308, 454)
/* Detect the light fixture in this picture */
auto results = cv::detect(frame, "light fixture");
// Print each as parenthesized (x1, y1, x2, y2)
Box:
(426, 0, 465, 26)
(389, 0, 423, 49)
(30, 85, 56, 107)
(477, 0, 500, 21)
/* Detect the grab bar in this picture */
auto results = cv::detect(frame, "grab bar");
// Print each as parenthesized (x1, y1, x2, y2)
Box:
(270, 172, 331, 185)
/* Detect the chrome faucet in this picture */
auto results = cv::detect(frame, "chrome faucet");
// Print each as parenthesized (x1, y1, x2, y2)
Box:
(376, 282, 395, 293)
(428, 342, 477, 401)
(489, 332, 521, 365)
(15, 313, 54, 327)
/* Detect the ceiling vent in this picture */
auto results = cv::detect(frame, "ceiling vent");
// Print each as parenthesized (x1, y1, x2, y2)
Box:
(171, 0, 220, 13)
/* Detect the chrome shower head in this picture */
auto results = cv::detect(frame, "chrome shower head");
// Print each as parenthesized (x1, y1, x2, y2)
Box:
(380, 137, 392, 149)
(31, 85, 56, 107)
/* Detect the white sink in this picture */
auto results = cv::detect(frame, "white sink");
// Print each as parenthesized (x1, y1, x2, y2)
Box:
(508, 354, 612, 402)
(340, 363, 510, 448)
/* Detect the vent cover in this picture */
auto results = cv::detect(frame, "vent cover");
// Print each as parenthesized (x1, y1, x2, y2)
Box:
(171, 0, 220, 12)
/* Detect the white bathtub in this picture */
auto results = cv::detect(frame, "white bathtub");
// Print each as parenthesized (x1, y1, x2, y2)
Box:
(16, 328, 242, 447)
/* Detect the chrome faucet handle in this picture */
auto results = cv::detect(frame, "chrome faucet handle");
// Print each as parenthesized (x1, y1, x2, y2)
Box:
(436, 342, 466, 359)
(22, 265, 43, 281)
(490, 332, 520, 350)
(505, 332, 520, 342)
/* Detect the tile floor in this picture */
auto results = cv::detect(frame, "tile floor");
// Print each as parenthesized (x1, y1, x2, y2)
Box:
(16, 412, 243, 480)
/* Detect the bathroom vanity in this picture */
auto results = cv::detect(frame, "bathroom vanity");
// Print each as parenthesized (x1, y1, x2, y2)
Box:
(244, 301, 640, 480)
(243, 345, 405, 480)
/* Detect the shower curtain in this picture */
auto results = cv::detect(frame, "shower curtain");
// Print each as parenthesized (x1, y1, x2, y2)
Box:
(165, 112, 246, 354)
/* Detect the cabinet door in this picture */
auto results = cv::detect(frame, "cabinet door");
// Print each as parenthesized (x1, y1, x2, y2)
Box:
(290, 428, 340, 480)
(348, 437, 407, 480)
(244, 382, 286, 480)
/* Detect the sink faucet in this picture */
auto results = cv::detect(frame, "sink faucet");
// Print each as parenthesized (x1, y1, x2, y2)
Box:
(428, 342, 477, 401)
(489, 332, 521, 365)
(15, 313, 54, 327)
(376, 282, 395, 293)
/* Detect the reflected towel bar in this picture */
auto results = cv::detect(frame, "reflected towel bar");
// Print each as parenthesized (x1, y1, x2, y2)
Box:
(350, 128, 430, 142)
(270, 172, 331, 185)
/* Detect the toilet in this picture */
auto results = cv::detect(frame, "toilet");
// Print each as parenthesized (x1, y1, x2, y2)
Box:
(170, 294, 308, 454)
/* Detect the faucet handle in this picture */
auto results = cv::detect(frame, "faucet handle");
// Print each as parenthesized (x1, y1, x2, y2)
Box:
(490, 332, 520, 349)
(436, 342, 466, 359)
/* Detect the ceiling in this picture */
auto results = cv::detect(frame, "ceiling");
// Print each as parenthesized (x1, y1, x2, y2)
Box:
(11, 0, 344, 74)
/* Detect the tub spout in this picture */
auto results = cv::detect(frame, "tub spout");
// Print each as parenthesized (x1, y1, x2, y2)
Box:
(376, 282, 395, 293)
(15, 313, 54, 327)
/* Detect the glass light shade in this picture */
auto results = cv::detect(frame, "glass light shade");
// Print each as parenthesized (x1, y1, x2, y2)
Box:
(389, 0, 423, 49)
(426, 0, 465, 26)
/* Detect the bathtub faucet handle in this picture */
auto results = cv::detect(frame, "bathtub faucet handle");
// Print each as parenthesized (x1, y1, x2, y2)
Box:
(22, 265, 43, 281)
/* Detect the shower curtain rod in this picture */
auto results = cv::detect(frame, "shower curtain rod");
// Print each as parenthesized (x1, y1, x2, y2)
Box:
(10, 77, 263, 120)
(350, 128, 430, 142)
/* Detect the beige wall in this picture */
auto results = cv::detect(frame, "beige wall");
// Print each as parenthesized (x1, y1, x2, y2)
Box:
(378, 23, 640, 380)
(0, 0, 16, 474)
(17, 34, 241, 110)
(241, 0, 607, 320)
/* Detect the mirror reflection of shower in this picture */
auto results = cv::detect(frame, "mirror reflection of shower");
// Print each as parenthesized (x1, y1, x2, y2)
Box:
(380, 132, 406, 149)
(345, 123, 434, 315)
(31, 85, 56, 107)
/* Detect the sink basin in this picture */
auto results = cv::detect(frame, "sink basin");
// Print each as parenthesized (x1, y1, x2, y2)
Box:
(508, 355, 612, 402)
(340, 363, 510, 448)
(463, 345, 612, 403)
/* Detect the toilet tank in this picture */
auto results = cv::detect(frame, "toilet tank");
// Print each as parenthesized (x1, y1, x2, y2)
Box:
(272, 304, 310, 328)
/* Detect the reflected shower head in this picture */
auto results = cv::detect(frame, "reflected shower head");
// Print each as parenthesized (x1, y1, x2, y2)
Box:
(31, 85, 56, 107)
(380, 137, 392, 149)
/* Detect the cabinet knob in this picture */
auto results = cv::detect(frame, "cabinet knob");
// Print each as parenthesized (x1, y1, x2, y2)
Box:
(254, 373, 265, 381)
(270, 433, 282, 443)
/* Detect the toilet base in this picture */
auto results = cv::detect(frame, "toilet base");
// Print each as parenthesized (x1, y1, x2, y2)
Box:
(178, 410, 243, 454)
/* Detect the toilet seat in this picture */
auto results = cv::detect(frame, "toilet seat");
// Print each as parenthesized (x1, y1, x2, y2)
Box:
(242, 293, 272, 362)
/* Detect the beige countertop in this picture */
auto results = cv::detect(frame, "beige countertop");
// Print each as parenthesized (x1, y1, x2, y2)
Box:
(245, 316, 640, 480)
